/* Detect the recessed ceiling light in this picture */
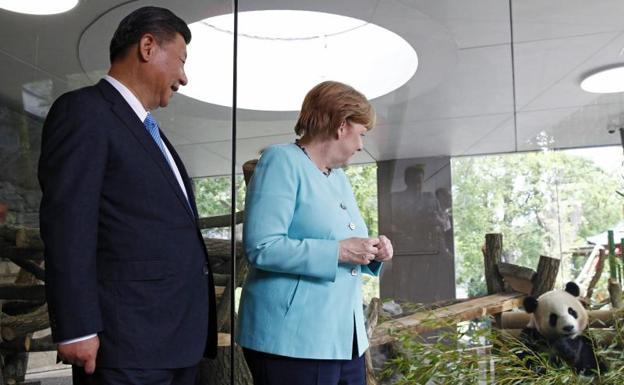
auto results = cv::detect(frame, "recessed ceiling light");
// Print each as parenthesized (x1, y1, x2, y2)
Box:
(0, 0, 78, 15)
(580, 66, 624, 93)
(181, 10, 418, 111)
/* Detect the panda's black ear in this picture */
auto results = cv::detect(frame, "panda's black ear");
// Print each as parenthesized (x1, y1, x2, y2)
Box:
(524, 297, 538, 313)
(565, 282, 580, 297)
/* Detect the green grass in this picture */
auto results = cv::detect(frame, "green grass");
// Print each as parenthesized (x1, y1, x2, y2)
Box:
(377, 309, 624, 385)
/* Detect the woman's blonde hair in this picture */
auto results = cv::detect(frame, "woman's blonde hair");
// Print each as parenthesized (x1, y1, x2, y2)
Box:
(294, 81, 375, 140)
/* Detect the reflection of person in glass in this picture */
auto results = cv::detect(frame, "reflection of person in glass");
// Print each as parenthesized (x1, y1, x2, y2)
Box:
(391, 165, 448, 254)
(237, 81, 393, 385)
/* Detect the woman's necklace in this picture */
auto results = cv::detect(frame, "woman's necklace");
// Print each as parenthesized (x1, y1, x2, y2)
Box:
(294, 139, 331, 176)
(294, 141, 358, 232)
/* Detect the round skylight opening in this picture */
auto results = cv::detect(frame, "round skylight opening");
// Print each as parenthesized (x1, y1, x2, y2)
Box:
(0, 0, 78, 15)
(181, 10, 418, 111)
(580, 66, 624, 94)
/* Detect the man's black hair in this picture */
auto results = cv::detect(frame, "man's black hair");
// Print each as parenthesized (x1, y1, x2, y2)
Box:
(109, 6, 191, 63)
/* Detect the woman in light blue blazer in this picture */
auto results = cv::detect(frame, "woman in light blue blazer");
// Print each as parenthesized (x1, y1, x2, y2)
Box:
(237, 81, 394, 385)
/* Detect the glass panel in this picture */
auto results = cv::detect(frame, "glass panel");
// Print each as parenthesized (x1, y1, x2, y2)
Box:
(229, 1, 623, 384)
(0, 1, 236, 384)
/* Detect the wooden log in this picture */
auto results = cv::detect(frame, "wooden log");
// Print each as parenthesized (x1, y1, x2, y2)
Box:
(213, 273, 229, 287)
(0, 300, 44, 317)
(28, 334, 55, 352)
(365, 298, 381, 385)
(0, 335, 31, 353)
(0, 284, 45, 301)
(531, 255, 560, 297)
(371, 292, 525, 346)
(499, 328, 620, 348)
(500, 310, 619, 329)
(242, 159, 258, 186)
(14, 228, 43, 250)
(2, 352, 28, 384)
(197, 344, 252, 385)
(0, 224, 19, 243)
(608, 278, 623, 309)
(1, 305, 49, 341)
(483, 233, 504, 294)
(0, 246, 43, 261)
(215, 258, 249, 333)
(497, 263, 535, 281)
(204, 238, 244, 260)
(497, 262, 535, 295)
(4, 257, 45, 281)
(586, 249, 606, 300)
(198, 211, 244, 230)
(214, 286, 225, 299)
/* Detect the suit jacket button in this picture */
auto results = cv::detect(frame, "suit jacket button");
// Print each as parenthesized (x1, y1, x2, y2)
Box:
(351, 268, 357, 276)
(348, 222, 356, 230)
(203, 263, 210, 275)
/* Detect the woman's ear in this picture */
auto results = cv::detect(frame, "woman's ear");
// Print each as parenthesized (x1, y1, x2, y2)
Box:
(336, 121, 347, 139)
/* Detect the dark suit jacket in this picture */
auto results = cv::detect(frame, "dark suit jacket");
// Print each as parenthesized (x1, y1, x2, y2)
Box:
(38, 79, 217, 369)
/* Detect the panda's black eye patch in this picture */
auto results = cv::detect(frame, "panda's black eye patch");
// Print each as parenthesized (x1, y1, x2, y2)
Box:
(568, 307, 578, 319)
(549, 313, 558, 327)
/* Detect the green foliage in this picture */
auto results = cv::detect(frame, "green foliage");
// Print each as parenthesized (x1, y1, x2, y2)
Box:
(193, 175, 246, 218)
(379, 310, 624, 385)
(453, 151, 623, 297)
(345, 163, 379, 236)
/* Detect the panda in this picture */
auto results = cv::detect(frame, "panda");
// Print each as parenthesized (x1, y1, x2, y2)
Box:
(518, 281, 606, 374)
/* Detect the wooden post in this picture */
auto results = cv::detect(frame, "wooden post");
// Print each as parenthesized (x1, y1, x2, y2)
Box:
(586, 249, 606, 300)
(531, 255, 560, 297)
(365, 298, 381, 385)
(483, 233, 504, 294)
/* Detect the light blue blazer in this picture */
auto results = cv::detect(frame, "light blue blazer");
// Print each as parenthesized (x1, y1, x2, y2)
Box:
(236, 144, 382, 359)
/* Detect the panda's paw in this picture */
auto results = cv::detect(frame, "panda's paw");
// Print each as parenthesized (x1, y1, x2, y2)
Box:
(552, 337, 577, 359)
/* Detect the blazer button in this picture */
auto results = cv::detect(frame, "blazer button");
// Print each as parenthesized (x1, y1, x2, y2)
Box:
(340, 203, 347, 210)
(351, 268, 358, 276)
(348, 222, 356, 230)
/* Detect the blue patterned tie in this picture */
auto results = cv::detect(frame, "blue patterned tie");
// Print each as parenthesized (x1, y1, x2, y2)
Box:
(144, 112, 192, 211)
(144, 113, 169, 163)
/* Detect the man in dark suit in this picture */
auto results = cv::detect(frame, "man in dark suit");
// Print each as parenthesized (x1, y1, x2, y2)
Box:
(38, 6, 216, 384)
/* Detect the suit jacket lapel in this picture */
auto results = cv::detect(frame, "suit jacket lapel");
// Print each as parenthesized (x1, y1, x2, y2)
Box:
(96, 80, 196, 223)
(161, 133, 199, 219)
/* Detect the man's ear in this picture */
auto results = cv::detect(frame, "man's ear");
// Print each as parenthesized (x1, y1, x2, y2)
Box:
(138, 33, 158, 62)
(524, 297, 538, 313)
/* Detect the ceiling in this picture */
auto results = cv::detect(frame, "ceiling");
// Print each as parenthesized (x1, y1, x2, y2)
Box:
(1, 0, 623, 177)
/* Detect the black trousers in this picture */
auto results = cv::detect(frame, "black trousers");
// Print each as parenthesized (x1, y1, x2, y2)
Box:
(72, 365, 198, 385)
(243, 333, 365, 385)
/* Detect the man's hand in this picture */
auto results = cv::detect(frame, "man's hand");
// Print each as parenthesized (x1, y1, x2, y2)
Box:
(58, 336, 100, 374)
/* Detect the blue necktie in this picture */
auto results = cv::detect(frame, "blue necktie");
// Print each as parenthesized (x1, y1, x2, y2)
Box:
(144, 113, 169, 163)
(144, 112, 192, 211)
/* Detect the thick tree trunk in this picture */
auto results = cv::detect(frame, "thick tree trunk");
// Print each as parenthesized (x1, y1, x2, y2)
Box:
(531, 255, 560, 297)
(483, 233, 504, 294)
(608, 278, 623, 309)
(197, 345, 252, 385)
(1, 305, 49, 341)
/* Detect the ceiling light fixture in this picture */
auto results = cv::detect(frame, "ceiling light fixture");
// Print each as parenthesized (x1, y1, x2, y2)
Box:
(181, 10, 418, 111)
(0, 0, 78, 15)
(580, 65, 624, 94)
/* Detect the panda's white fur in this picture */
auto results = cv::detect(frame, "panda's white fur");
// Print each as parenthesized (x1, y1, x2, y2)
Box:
(526, 287, 588, 340)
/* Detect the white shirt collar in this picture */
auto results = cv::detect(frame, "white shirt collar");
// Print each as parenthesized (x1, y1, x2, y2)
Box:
(103, 75, 149, 123)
